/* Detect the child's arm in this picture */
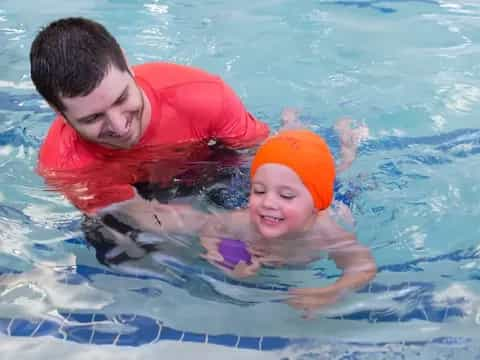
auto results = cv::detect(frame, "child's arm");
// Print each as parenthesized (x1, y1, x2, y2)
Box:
(288, 229, 376, 317)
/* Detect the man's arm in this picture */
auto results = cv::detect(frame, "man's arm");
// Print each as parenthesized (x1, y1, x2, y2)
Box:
(210, 80, 269, 149)
(101, 195, 211, 236)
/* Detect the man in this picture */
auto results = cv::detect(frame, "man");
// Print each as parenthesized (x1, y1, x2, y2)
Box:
(31, 17, 269, 215)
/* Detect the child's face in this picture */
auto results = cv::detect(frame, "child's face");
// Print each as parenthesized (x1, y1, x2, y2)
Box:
(249, 163, 317, 239)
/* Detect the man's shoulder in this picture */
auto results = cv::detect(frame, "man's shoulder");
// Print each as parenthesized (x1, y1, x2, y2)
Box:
(38, 117, 96, 172)
(133, 62, 221, 89)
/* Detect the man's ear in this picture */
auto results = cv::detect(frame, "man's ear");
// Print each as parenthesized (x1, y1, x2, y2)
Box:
(49, 103, 69, 123)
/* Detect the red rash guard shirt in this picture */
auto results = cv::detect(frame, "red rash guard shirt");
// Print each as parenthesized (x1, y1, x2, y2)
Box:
(37, 62, 269, 213)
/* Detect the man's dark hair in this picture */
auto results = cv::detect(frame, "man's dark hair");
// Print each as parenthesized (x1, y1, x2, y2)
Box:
(30, 17, 129, 112)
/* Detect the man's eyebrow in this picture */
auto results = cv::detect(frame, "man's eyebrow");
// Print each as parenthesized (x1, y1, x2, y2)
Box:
(113, 86, 129, 104)
(75, 86, 129, 124)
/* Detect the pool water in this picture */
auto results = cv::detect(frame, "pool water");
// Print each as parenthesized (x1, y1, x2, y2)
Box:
(1, 0, 480, 358)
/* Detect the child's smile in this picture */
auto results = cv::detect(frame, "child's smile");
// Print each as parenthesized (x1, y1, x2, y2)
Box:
(249, 163, 317, 239)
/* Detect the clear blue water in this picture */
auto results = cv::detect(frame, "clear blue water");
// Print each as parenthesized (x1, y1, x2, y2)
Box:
(1, 0, 480, 358)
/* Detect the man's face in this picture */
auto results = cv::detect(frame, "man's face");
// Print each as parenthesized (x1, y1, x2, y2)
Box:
(60, 66, 150, 149)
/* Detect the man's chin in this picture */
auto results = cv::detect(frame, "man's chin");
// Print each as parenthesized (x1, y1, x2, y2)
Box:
(99, 139, 137, 150)
(103, 132, 141, 149)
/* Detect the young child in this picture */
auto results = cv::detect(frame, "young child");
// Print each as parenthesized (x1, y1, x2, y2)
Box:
(95, 115, 375, 314)
(200, 128, 376, 314)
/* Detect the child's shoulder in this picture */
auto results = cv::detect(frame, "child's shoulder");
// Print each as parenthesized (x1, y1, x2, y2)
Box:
(312, 208, 356, 244)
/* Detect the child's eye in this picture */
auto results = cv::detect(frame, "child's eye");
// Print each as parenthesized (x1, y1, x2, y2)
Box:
(280, 193, 295, 199)
(252, 189, 265, 195)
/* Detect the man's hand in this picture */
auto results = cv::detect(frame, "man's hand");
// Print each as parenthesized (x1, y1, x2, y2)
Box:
(98, 215, 147, 262)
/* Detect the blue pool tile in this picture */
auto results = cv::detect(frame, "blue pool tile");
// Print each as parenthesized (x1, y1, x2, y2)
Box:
(93, 313, 109, 322)
(431, 336, 471, 345)
(371, 311, 399, 322)
(65, 325, 93, 344)
(58, 312, 72, 321)
(271, 284, 290, 292)
(391, 281, 433, 292)
(164, 260, 198, 275)
(131, 287, 163, 297)
(423, 304, 447, 323)
(362, 283, 388, 294)
(237, 336, 260, 350)
(378, 7, 395, 14)
(0, 267, 21, 276)
(182, 331, 206, 343)
(9, 319, 39, 337)
(261, 336, 290, 351)
(68, 313, 94, 323)
(159, 326, 183, 341)
(59, 273, 87, 285)
(444, 306, 464, 319)
(75, 265, 106, 280)
(0, 318, 12, 334)
(378, 263, 423, 272)
(64, 237, 87, 245)
(116, 315, 159, 346)
(33, 243, 53, 252)
(92, 330, 118, 345)
(400, 308, 429, 322)
(208, 333, 238, 347)
(33, 320, 60, 337)
(331, 310, 371, 321)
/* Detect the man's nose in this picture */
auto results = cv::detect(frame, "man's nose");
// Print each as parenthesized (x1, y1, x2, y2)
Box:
(104, 109, 128, 135)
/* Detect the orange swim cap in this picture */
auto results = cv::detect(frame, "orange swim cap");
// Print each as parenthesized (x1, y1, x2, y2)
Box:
(250, 129, 336, 210)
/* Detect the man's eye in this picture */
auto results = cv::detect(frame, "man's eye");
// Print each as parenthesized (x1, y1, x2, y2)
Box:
(83, 114, 101, 124)
(115, 95, 127, 105)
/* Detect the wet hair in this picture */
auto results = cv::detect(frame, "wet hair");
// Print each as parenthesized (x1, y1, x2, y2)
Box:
(30, 17, 129, 112)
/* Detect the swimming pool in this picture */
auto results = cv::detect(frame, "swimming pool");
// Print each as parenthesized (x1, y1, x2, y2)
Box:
(1, 0, 480, 358)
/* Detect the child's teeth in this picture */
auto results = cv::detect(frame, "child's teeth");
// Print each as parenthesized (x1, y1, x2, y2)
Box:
(264, 216, 280, 222)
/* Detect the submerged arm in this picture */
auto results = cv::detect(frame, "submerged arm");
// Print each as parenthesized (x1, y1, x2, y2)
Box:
(288, 230, 376, 316)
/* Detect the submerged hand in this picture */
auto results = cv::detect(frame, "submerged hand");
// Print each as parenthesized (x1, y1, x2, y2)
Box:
(230, 258, 261, 278)
(201, 237, 261, 278)
(287, 287, 343, 319)
(200, 236, 224, 263)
